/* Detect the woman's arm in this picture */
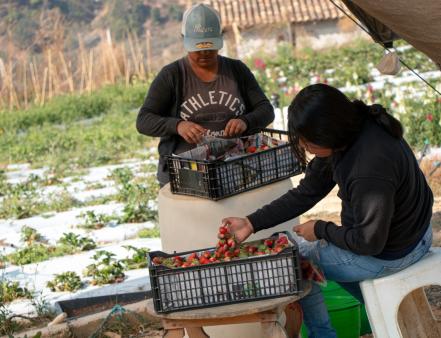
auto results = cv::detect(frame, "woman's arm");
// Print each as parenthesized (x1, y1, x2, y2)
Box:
(136, 67, 181, 137)
(314, 178, 395, 255)
(247, 157, 336, 232)
(235, 61, 274, 132)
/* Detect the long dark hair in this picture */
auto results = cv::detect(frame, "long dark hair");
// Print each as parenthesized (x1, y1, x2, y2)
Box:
(288, 83, 403, 167)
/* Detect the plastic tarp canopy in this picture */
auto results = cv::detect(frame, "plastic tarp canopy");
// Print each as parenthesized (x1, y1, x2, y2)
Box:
(341, 0, 441, 68)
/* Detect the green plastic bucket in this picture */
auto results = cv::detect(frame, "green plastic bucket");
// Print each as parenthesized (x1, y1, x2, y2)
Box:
(301, 282, 361, 338)
(360, 303, 372, 335)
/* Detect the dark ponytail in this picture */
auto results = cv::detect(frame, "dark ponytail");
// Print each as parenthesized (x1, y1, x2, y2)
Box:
(352, 100, 403, 138)
(288, 84, 404, 167)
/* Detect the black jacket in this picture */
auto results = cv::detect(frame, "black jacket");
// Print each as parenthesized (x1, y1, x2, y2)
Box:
(136, 56, 274, 183)
(248, 120, 433, 260)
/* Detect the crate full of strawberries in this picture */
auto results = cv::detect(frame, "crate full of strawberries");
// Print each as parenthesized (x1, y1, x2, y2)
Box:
(166, 129, 303, 200)
(148, 226, 303, 313)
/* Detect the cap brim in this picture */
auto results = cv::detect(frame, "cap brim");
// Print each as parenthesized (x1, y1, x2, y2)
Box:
(184, 37, 223, 52)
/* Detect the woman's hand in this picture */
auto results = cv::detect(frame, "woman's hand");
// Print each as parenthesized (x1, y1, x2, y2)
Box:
(224, 119, 247, 137)
(293, 220, 318, 241)
(177, 121, 206, 144)
(221, 217, 254, 244)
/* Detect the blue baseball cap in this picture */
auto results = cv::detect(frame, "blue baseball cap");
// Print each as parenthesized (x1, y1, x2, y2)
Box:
(182, 4, 223, 52)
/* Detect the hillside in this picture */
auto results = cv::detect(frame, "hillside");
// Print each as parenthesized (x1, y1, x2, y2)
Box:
(0, 0, 185, 64)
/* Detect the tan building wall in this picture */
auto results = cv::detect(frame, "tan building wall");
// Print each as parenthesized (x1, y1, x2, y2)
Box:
(223, 17, 366, 59)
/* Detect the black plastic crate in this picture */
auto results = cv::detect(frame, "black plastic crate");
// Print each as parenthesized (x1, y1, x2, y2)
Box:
(148, 233, 303, 313)
(166, 128, 303, 200)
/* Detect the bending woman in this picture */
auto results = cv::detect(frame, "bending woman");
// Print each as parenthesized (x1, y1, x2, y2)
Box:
(223, 83, 433, 337)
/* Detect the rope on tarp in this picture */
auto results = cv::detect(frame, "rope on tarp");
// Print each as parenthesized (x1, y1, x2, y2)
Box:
(330, 0, 441, 97)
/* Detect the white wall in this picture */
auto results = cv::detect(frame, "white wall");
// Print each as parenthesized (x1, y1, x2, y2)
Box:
(226, 19, 367, 59)
(294, 19, 367, 50)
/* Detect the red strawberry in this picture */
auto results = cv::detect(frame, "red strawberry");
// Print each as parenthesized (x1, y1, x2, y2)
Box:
(247, 246, 257, 254)
(199, 257, 209, 264)
(152, 257, 163, 265)
(225, 251, 234, 258)
(264, 239, 274, 248)
(276, 236, 289, 245)
(209, 257, 217, 263)
(203, 251, 211, 259)
(247, 146, 257, 153)
(219, 226, 228, 235)
(256, 251, 266, 255)
(217, 239, 226, 248)
(188, 252, 199, 261)
(181, 262, 191, 268)
(233, 248, 240, 256)
(227, 238, 236, 248)
(273, 245, 285, 253)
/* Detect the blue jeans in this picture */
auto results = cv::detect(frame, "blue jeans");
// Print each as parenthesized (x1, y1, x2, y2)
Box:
(298, 225, 433, 338)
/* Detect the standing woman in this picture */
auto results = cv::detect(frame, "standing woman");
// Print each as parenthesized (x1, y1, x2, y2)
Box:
(136, 3, 274, 187)
(223, 84, 433, 337)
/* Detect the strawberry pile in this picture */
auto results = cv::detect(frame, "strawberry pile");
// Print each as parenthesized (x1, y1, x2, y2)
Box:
(151, 226, 290, 269)
(246, 144, 269, 154)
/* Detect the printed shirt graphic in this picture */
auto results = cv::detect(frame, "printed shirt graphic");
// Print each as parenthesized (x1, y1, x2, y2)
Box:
(175, 56, 245, 154)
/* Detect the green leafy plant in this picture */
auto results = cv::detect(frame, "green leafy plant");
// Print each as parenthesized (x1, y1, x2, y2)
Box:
(1, 83, 154, 169)
(20, 226, 42, 245)
(46, 272, 83, 292)
(47, 191, 82, 213)
(0, 280, 33, 303)
(0, 303, 20, 335)
(7, 231, 97, 266)
(77, 210, 111, 230)
(40, 170, 63, 186)
(0, 176, 42, 219)
(109, 167, 134, 187)
(137, 226, 160, 238)
(0, 170, 7, 197)
(116, 175, 159, 223)
(83, 251, 125, 285)
(6, 243, 75, 266)
(122, 246, 150, 270)
(0, 176, 81, 220)
(57, 232, 97, 251)
(85, 182, 106, 190)
(6, 244, 51, 265)
(31, 293, 54, 319)
(109, 166, 137, 203)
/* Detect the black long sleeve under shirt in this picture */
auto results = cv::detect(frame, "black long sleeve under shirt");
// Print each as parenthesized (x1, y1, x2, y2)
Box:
(248, 120, 433, 260)
(136, 56, 274, 184)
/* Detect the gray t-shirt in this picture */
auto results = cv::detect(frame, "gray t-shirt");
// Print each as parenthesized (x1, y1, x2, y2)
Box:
(175, 56, 246, 154)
